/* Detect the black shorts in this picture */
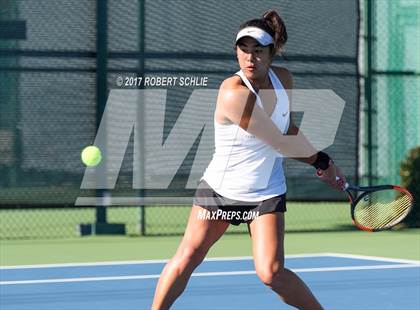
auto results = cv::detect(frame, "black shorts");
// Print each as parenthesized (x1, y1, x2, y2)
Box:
(193, 180, 286, 226)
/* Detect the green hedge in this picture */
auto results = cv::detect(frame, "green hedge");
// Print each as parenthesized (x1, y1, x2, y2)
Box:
(400, 146, 420, 227)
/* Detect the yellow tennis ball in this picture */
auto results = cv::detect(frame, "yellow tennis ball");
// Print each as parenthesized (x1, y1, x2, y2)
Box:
(81, 146, 102, 167)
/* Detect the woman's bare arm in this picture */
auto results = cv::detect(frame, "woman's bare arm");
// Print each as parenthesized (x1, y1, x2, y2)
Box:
(217, 79, 318, 160)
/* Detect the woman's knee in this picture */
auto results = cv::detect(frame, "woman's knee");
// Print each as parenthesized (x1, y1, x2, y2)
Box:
(256, 261, 285, 287)
(173, 245, 208, 269)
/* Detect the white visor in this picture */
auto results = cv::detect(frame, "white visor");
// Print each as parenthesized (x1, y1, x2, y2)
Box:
(235, 26, 274, 46)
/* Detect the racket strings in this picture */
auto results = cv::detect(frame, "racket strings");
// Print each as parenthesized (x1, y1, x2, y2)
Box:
(353, 191, 412, 229)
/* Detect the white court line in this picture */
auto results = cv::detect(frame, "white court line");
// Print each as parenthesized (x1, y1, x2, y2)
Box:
(1, 253, 418, 270)
(0, 253, 328, 270)
(1, 264, 418, 286)
(323, 253, 420, 265)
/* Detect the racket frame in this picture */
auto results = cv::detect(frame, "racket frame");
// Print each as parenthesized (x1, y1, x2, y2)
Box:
(344, 184, 414, 232)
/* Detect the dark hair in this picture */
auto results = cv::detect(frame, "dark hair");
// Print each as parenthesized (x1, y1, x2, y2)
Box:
(237, 10, 288, 55)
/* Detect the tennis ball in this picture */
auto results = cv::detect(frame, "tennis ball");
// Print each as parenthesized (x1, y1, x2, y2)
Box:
(81, 146, 102, 167)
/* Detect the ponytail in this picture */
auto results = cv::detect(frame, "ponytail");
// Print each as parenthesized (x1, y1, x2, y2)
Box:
(262, 10, 288, 54)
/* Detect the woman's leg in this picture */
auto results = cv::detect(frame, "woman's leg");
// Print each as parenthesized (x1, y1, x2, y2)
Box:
(152, 205, 230, 310)
(248, 213, 323, 310)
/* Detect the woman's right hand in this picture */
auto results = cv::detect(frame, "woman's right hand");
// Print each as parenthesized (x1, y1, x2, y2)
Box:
(316, 162, 346, 191)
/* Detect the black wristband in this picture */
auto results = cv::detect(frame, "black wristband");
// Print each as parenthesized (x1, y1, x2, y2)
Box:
(311, 151, 331, 170)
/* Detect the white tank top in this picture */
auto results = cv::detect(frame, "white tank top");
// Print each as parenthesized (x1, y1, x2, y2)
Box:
(201, 68, 290, 201)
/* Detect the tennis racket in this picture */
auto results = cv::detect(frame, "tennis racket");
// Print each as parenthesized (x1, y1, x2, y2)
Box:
(343, 180, 413, 232)
(318, 172, 414, 232)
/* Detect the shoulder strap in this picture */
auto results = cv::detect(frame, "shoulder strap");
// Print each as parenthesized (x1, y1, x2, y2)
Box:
(268, 68, 285, 91)
(235, 70, 262, 107)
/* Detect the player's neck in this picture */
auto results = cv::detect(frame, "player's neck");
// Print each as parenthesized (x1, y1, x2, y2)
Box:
(249, 75, 271, 91)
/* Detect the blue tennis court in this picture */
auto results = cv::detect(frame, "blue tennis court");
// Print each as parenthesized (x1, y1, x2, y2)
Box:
(1, 253, 419, 310)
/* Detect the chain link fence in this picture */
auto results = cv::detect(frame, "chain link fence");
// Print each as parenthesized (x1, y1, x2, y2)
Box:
(1, 203, 351, 239)
(359, 0, 420, 186)
(1, 0, 358, 239)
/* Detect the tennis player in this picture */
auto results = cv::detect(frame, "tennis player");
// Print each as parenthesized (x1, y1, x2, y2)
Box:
(152, 10, 346, 310)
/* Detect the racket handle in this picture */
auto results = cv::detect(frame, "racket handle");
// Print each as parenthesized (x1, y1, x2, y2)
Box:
(316, 169, 349, 190)
(336, 176, 349, 190)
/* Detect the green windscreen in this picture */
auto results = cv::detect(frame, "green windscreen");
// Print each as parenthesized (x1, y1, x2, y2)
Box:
(0, 0, 360, 239)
